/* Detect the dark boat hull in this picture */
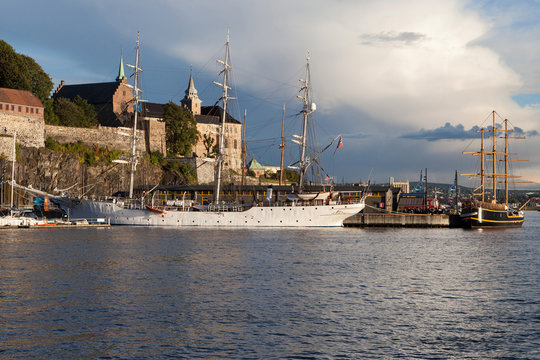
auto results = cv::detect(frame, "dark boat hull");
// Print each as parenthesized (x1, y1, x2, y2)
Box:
(461, 206, 524, 228)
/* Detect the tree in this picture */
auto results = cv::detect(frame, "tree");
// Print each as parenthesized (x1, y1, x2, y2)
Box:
(163, 101, 199, 156)
(20, 54, 53, 103)
(202, 133, 218, 158)
(53, 97, 98, 128)
(0, 40, 53, 103)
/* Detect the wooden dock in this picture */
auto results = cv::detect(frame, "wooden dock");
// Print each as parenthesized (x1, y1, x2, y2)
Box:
(344, 213, 450, 228)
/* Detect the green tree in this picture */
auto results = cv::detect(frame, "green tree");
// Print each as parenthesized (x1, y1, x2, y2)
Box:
(73, 95, 98, 124)
(20, 54, 53, 103)
(43, 98, 59, 125)
(163, 101, 199, 156)
(53, 97, 98, 128)
(0, 40, 53, 103)
(202, 133, 218, 158)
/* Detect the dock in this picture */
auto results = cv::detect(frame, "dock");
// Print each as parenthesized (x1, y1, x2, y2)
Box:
(0, 218, 111, 229)
(344, 213, 450, 228)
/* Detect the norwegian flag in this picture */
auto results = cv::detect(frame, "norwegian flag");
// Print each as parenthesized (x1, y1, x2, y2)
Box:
(333, 136, 343, 155)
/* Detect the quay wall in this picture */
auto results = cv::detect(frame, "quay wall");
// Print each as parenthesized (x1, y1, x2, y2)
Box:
(344, 213, 450, 227)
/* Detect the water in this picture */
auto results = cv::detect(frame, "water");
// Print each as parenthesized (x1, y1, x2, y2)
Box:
(1, 213, 539, 359)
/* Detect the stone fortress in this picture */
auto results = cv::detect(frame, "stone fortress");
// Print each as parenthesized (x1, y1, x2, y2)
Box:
(0, 57, 243, 184)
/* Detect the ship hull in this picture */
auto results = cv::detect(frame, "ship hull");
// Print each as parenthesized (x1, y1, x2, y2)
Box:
(460, 206, 524, 228)
(57, 198, 364, 227)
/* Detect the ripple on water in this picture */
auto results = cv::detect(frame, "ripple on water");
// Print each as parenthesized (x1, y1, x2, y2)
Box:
(0, 217, 539, 358)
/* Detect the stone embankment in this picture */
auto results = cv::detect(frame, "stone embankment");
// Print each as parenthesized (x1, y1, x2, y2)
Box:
(2, 147, 164, 199)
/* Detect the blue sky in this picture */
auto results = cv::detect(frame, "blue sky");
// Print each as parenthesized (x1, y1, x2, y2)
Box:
(3, 0, 540, 187)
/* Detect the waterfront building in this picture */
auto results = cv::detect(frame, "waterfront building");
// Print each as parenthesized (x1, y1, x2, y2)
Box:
(0, 87, 45, 152)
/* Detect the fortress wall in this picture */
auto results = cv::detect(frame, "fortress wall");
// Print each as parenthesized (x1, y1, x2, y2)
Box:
(44, 125, 146, 153)
(0, 113, 45, 149)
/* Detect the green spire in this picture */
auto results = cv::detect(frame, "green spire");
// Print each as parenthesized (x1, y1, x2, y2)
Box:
(116, 55, 125, 81)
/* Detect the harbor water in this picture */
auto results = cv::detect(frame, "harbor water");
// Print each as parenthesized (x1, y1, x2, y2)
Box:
(1, 212, 539, 359)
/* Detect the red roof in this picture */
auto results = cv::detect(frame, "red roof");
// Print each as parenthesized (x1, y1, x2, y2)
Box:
(0, 88, 43, 108)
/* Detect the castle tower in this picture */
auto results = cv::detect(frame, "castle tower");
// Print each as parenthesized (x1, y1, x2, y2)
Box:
(116, 55, 125, 81)
(181, 69, 202, 115)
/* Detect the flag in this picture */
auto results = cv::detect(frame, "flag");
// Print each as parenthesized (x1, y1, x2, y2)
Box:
(333, 136, 343, 155)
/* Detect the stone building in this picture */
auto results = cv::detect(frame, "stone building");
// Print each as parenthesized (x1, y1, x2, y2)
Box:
(181, 72, 242, 172)
(52, 57, 166, 155)
(0, 87, 45, 156)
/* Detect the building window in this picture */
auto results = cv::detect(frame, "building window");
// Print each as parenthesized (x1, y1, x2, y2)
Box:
(31, 108, 34, 114)
(0, 104, 2, 110)
(224, 138, 228, 148)
(36, 108, 39, 114)
(26, 107, 29, 113)
(11, 105, 14, 111)
(234, 139, 237, 149)
(18, 106, 22, 112)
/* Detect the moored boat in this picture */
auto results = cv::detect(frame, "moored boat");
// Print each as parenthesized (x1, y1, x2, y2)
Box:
(460, 111, 530, 228)
(14, 33, 364, 227)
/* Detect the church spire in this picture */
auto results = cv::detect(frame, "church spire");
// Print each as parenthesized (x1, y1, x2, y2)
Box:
(181, 66, 202, 115)
(185, 66, 198, 98)
(116, 54, 125, 81)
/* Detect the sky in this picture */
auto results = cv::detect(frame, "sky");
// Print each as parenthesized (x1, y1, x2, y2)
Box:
(3, 0, 540, 188)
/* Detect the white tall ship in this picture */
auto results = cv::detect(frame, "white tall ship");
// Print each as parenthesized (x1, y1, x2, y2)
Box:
(17, 34, 365, 227)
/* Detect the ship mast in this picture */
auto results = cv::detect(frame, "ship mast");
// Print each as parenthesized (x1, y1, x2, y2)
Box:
(213, 32, 232, 204)
(463, 110, 531, 205)
(126, 32, 143, 199)
(10, 132, 16, 215)
(297, 54, 314, 192)
(491, 110, 497, 202)
(480, 128, 485, 202)
(504, 118, 509, 204)
(241, 109, 246, 186)
(279, 104, 285, 186)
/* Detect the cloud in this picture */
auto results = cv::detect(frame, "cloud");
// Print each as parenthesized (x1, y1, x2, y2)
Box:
(400, 123, 480, 141)
(3, 0, 540, 184)
(514, 126, 538, 137)
(359, 31, 428, 46)
(401, 122, 538, 141)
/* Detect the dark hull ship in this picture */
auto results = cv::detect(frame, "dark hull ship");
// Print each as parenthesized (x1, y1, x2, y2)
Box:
(460, 111, 529, 229)
(460, 201, 524, 228)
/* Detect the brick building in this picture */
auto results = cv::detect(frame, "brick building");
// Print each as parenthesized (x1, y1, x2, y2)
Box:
(53, 57, 166, 155)
(0, 87, 45, 154)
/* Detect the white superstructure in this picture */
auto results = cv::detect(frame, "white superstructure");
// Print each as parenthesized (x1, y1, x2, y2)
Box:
(55, 197, 364, 227)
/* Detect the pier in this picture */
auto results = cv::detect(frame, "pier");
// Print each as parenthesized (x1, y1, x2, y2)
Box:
(344, 213, 450, 228)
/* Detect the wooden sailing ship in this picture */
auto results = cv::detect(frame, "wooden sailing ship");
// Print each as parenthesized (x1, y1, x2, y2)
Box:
(460, 111, 530, 228)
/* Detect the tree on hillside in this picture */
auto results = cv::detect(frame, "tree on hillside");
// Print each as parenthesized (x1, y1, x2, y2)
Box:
(163, 101, 199, 156)
(53, 96, 98, 128)
(0, 40, 53, 103)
